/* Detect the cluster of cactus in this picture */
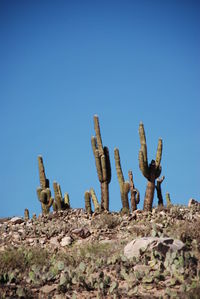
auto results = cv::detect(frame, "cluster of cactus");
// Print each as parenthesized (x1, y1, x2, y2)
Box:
(53, 181, 70, 211)
(36, 156, 70, 214)
(84, 188, 101, 215)
(36, 115, 171, 215)
(114, 148, 140, 214)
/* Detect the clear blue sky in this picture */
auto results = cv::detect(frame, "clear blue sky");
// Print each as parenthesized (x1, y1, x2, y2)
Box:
(0, 0, 199, 217)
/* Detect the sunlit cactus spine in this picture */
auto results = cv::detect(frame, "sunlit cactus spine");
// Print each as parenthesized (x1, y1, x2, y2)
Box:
(37, 156, 54, 214)
(24, 208, 30, 221)
(128, 170, 140, 211)
(114, 148, 130, 214)
(91, 115, 111, 211)
(53, 181, 70, 211)
(138, 123, 163, 211)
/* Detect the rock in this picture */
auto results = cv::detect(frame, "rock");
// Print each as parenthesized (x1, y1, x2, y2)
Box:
(60, 236, 73, 247)
(10, 217, 24, 225)
(40, 284, 57, 294)
(188, 198, 199, 208)
(50, 237, 60, 247)
(72, 227, 91, 239)
(124, 237, 185, 259)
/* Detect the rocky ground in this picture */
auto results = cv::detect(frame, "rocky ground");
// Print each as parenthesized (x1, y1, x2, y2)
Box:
(0, 202, 200, 299)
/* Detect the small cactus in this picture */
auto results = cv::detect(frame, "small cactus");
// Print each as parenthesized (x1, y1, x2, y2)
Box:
(91, 115, 111, 211)
(114, 148, 130, 213)
(37, 156, 53, 214)
(84, 188, 101, 214)
(84, 191, 92, 215)
(24, 208, 29, 221)
(53, 181, 70, 211)
(166, 192, 172, 207)
(128, 170, 140, 211)
(138, 122, 163, 211)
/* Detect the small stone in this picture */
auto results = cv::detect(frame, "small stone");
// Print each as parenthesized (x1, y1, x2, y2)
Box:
(60, 236, 73, 247)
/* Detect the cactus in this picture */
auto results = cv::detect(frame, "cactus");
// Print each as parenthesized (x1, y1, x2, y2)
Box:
(53, 181, 70, 211)
(85, 191, 92, 215)
(37, 156, 53, 214)
(90, 188, 101, 211)
(156, 176, 165, 206)
(91, 115, 111, 211)
(128, 170, 140, 211)
(84, 188, 101, 214)
(24, 208, 29, 221)
(138, 123, 163, 211)
(114, 148, 130, 213)
(166, 192, 172, 207)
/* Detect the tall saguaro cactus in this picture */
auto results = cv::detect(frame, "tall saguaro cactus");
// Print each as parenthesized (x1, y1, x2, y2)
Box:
(37, 156, 53, 214)
(138, 123, 163, 211)
(91, 115, 111, 211)
(114, 148, 130, 213)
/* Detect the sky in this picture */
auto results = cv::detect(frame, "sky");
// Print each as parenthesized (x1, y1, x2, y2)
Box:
(0, 0, 199, 217)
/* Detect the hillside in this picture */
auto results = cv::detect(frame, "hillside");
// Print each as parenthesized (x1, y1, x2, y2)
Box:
(0, 203, 200, 298)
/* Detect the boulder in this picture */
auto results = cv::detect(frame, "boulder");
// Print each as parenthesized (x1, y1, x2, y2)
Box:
(10, 217, 24, 225)
(124, 237, 185, 259)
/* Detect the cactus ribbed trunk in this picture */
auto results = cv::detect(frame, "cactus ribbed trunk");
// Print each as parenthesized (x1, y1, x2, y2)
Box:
(143, 179, 155, 211)
(101, 182, 109, 211)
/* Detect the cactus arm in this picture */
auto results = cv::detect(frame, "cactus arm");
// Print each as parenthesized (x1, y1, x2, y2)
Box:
(53, 181, 62, 210)
(90, 188, 100, 211)
(94, 150, 103, 182)
(104, 147, 111, 184)
(114, 148, 125, 187)
(38, 156, 47, 189)
(93, 115, 104, 156)
(139, 122, 148, 168)
(101, 154, 107, 181)
(57, 184, 63, 199)
(139, 150, 149, 179)
(155, 138, 163, 168)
